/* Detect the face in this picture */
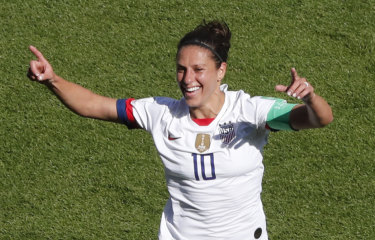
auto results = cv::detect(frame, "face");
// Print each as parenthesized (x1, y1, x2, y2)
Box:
(176, 45, 226, 109)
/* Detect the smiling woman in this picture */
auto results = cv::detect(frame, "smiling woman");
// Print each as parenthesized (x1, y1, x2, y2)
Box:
(176, 45, 226, 118)
(27, 20, 332, 240)
(175, 21, 231, 119)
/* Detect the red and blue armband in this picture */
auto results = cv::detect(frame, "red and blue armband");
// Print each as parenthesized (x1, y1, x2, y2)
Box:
(116, 98, 139, 129)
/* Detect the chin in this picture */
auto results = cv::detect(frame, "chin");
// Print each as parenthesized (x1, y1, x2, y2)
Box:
(184, 98, 201, 108)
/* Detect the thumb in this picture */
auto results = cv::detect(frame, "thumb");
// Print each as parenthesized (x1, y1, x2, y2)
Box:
(275, 84, 288, 92)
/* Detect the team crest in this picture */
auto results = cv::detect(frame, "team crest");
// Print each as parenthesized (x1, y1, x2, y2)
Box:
(195, 134, 211, 153)
(219, 121, 235, 144)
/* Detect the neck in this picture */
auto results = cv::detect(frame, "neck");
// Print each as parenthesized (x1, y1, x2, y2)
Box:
(189, 91, 225, 119)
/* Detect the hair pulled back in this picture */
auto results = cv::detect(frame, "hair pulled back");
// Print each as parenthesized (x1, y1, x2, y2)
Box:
(177, 20, 231, 68)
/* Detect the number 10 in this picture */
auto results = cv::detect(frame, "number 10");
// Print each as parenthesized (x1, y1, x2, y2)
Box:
(192, 153, 216, 181)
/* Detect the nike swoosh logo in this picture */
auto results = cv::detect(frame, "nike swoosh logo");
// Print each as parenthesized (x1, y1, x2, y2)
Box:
(168, 135, 180, 140)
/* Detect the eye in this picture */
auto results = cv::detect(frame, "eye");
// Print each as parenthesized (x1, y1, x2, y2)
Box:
(177, 68, 185, 74)
(177, 65, 186, 73)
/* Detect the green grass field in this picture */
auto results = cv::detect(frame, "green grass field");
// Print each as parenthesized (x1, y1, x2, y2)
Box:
(1, 0, 374, 239)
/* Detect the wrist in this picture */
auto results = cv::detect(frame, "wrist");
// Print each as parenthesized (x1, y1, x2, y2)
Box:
(44, 75, 61, 91)
(44, 73, 58, 85)
(302, 92, 316, 104)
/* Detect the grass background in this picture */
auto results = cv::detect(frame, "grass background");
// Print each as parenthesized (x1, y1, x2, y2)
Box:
(1, 0, 374, 239)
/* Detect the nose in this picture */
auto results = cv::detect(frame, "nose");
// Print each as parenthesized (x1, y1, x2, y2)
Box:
(183, 68, 193, 84)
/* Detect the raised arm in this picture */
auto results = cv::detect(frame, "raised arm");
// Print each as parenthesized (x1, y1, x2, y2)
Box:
(275, 68, 333, 130)
(27, 46, 119, 122)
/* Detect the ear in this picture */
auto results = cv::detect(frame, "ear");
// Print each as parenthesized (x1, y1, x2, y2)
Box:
(217, 62, 227, 82)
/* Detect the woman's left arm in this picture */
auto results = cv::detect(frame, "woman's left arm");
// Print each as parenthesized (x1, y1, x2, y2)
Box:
(275, 68, 333, 130)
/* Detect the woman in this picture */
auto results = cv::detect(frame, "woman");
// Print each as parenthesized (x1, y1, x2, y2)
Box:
(28, 21, 333, 240)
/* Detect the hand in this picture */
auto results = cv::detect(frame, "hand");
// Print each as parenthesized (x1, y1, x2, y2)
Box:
(275, 68, 315, 102)
(27, 46, 55, 83)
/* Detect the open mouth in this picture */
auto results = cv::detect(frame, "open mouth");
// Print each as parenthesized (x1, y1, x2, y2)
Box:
(186, 86, 201, 92)
(183, 86, 201, 98)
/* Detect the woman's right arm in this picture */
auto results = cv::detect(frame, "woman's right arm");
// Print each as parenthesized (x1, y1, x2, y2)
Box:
(27, 46, 119, 122)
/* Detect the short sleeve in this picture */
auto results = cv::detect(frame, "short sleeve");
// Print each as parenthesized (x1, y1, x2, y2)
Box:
(127, 97, 181, 132)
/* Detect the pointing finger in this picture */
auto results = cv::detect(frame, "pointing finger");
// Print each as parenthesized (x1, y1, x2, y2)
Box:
(291, 68, 298, 82)
(287, 68, 304, 96)
(29, 45, 46, 62)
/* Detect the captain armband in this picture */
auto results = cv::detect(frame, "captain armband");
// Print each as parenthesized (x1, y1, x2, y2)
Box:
(265, 98, 297, 131)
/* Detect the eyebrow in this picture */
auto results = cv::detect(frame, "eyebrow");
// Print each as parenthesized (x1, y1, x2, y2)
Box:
(177, 63, 207, 68)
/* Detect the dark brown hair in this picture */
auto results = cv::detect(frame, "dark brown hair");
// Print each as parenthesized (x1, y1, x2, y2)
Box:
(177, 20, 231, 68)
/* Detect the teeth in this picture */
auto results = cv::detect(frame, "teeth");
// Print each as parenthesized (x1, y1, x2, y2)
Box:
(186, 86, 200, 92)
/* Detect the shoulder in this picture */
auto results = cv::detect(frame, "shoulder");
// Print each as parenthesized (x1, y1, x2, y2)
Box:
(133, 96, 181, 107)
(222, 85, 285, 125)
(129, 96, 187, 131)
(222, 84, 274, 108)
(132, 96, 188, 116)
(221, 84, 249, 103)
(251, 96, 280, 106)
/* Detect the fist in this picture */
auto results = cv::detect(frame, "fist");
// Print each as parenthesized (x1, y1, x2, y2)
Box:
(275, 68, 315, 102)
(27, 46, 55, 83)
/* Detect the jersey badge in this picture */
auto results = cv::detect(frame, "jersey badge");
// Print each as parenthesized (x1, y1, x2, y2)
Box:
(219, 121, 235, 144)
(195, 134, 211, 153)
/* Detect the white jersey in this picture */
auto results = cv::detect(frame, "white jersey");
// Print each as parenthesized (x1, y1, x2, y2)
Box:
(119, 85, 280, 240)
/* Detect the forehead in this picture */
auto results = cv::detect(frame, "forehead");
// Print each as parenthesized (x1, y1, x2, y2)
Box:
(177, 45, 215, 65)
